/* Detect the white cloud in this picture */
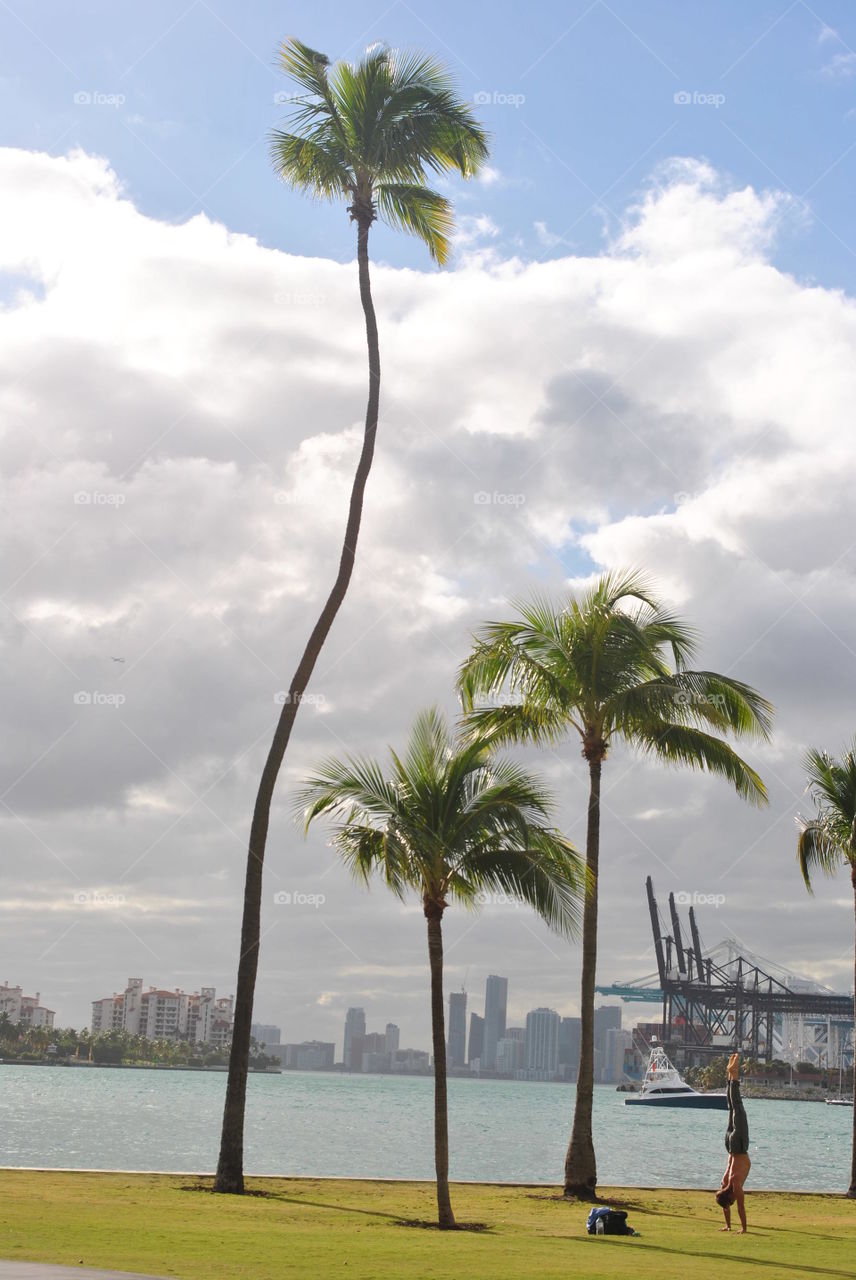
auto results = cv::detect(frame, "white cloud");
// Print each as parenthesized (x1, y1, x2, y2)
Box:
(821, 51, 856, 79)
(534, 220, 573, 249)
(453, 212, 500, 246)
(1, 146, 855, 1047)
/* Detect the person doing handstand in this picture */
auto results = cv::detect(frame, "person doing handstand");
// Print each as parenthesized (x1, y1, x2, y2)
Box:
(719, 1052, 750, 1233)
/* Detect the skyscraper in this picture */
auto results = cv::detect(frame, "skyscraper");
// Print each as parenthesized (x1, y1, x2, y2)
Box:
(467, 1012, 484, 1066)
(559, 1015, 581, 1080)
(594, 1005, 622, 1057)
(384, 1023, 399, 1055)
(496, 1036, 525, 1075)
(447, 990, 467, 1067)
(343, 1007, 366, 1069)
(525, 1007, 560, 1077)
(482, 975, 508, 1069)
(251, 1023, 281, 1047)
(602, 1027, 631, 1083)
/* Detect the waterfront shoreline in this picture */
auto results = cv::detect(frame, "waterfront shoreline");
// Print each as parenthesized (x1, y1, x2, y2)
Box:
(0, 1166, 850, 1194)
(0, 1060, 276, 1073)
(1, 1060, 844, 1098)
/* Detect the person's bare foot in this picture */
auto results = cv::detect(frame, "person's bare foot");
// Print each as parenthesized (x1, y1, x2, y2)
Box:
(737, 1228, 747, 1234)
(719, 1226, 730, 1232)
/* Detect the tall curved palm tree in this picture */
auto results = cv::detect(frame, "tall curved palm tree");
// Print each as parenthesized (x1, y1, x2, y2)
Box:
(214, 41, 488, 1194)
(796, 741, 856, 1197)
(297, 706, 587, 1229)
(457, 569, 773, 1200)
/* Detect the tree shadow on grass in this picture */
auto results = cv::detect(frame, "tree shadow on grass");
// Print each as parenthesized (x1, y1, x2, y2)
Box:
(526, 1192, 615, 1205)
(179, 1184, 490, 1232)
(547, 1236, 854, 1279)
(395, 1220, 491, 1233)
(618, 1201, 841, 1241)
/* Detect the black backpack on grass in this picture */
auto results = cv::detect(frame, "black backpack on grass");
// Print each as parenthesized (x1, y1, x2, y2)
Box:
(586, 1207, 636, 1235)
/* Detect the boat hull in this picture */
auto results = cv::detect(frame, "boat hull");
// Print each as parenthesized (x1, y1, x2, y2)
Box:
(625, 1093, 728, 1109)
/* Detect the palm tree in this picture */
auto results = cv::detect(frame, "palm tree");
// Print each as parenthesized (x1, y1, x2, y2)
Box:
(297, 706, 587, 1228)
(457, 569, 773, 1200)
(214, 41, 488, 1194)
(796, 741, 856, 1197)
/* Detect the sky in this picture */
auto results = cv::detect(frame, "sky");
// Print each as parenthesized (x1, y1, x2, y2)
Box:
(2, 0, 856, 1053)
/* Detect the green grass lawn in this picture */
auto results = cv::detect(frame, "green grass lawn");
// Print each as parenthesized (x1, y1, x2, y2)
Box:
(1, 1171, 854, 1279)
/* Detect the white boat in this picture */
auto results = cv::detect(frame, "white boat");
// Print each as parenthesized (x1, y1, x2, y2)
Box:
(624, 1045, 728, 1109)
(825, 1054, 853, 1105)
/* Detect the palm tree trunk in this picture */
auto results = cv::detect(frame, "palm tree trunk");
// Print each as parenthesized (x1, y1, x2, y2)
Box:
(564, 752, 602, 1199)
(214, 217, 381, 1194)
(844, 860, 849, 1198)
(425, 902, 456, 1228)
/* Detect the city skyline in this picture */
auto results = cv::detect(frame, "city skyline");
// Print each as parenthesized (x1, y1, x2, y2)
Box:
(1, 968, 632, 1080)
(9, 944, 850, 1070)
(6, 963, 844, 1081)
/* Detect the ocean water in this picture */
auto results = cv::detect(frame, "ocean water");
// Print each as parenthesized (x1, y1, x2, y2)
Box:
(0, 1066, 851, 1192)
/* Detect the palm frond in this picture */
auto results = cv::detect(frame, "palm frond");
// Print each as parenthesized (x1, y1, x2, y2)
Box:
(795, 742, 856, 891)
(275, 38, 333, 97)
(584, 567, 659, 613)
(375, 183, 454, 263)
(605, 672, 773, 741)
(796, 817, 843, 893)
(269, 132, 352, 199)
(275, 39, 348, 144)
(459, 701, 575, 748)
(804, 745, 856, 826)
(295, 753, 400, 830)
(461, 832, 588, 939)
(297, 707, 585, 939)
(371, 50, 490, 177)
(632, 721, 768, 806)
